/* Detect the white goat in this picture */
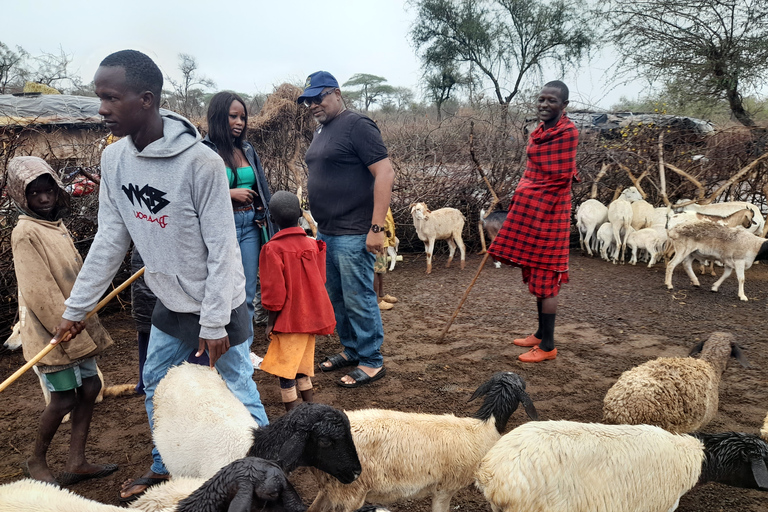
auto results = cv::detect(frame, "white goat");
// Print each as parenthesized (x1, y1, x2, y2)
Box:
(607, 198, 633, 263)
(475, 420, 768, 512)
(682, 201, 764, 235)
(410, 202, 466, 274)
(575, 199, 608, 256)
(626, 228, 666, 267)
(308, 372, 537, 512)
(631, 200, 655, 230)
(603, 332, 749, 433)
(665, 222, 768, 301)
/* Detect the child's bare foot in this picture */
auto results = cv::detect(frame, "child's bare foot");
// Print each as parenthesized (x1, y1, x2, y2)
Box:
(23, 458, 57, 484)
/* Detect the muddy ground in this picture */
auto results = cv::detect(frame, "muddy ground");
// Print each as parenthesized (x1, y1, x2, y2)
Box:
(1, 249, 767, 511)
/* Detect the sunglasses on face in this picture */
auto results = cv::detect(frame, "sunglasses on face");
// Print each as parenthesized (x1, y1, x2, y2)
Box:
(302, 89, 335, 108)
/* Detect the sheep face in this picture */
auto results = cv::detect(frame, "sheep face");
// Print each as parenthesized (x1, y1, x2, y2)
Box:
(694, 432, 768, 491)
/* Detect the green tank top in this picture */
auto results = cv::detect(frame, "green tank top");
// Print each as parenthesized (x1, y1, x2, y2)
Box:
(226, 166, 256, 189)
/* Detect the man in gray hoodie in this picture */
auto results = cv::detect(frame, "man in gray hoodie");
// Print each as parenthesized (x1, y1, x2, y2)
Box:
(52, 50, 269, 502)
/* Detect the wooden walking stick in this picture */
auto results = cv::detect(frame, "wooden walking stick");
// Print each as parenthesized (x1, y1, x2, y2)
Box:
(438, 253, 490, 341)
(0, 267, 146, 393)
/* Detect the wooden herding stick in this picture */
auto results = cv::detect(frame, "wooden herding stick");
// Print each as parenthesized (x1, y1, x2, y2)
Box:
(438, 253, 490, 341)
(0, 267, 145, 393)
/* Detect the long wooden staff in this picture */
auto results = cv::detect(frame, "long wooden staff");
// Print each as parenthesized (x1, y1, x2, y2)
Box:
(438, 253, 490, 341)
(0, 267, 145, 393)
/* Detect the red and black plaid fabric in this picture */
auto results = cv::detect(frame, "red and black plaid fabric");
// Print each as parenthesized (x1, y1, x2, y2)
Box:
(521, 266, 569, 299)
(488, 114, 579, 272)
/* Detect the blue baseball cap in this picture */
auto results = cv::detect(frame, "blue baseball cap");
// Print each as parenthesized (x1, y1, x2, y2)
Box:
(297, 71, 339, 104)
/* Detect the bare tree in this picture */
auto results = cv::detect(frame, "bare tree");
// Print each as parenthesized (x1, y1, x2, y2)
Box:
(0, 42, 28, 94)
(165, 54, 216, 119)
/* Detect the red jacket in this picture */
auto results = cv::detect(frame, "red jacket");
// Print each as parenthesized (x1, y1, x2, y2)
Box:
(259, 227, 335, 335)
(488, 114, 579, 271)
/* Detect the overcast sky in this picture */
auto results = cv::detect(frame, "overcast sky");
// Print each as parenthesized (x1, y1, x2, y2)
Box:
(6, 0, 642, 110)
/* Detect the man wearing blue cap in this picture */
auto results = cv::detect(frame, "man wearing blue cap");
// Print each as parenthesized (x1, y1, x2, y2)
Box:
(299, 71, 394, 388)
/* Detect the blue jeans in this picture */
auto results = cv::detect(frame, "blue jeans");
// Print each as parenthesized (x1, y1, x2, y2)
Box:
(234, 208, 261, 320)
(143, 326, 269, 475)
(319, 233, 384, 368)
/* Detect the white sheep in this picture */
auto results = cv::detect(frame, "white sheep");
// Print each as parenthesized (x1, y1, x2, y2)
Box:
(664, 221, 768, 301)
(626, 227, 666, 267)
(682, 200, 764, 235)
(475, 420, 768, 512)
(410, 202, 466, 274)
(2, 321, 21, 352)
(152, 363, 361, 483)
(631, 199, 655, 230)
(607, 198, 633, 263)
(595, 222, 616, 262)
(603, 332, 749, 433)
(308, 372, 538, 512)
(575, 199, 608, 256)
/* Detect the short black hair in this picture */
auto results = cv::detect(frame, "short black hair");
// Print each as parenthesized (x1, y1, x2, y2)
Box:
(100, 50, 163, 98)
(544, 80, 569, 102)
(269, 191, 302, 229)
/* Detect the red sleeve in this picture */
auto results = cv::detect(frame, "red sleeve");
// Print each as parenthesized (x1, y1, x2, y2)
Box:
(316, 240, 327, 284)
(258, 245, 286, 311)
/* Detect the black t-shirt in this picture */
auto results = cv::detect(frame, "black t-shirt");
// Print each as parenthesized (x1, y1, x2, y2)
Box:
(305, 110, 388, 235)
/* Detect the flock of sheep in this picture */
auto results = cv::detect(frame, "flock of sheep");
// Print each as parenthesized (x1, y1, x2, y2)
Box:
(576, 187, 768, 301)
(3, 334, 767, 512)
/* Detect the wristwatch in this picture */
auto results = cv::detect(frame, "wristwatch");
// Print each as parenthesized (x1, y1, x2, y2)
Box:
(370, 224, 384, 233)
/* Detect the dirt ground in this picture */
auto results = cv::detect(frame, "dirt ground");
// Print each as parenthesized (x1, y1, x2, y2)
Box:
(1, 249, 767, 511)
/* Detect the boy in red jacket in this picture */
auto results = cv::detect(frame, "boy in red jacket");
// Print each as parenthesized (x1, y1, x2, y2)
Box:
(259, 191, 336, 411)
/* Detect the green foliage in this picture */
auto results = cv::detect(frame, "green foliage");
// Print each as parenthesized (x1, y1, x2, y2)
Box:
(342, 73, 396, 111)
(601, 0, 768, 128)
(409, 0, 594, 107)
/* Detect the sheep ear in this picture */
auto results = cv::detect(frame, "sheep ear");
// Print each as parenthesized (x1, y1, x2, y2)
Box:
(689, 341, 705, 356)
(751, 458, 768, 490)
(731, 344, 751, 368)
(226, 482, 254, 512)
(518, 390, 539, 421)
(278, 431, 307, 470)
(469, 379, 494, 403)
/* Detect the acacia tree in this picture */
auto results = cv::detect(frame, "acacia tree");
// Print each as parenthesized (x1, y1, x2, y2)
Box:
(342, 74, 395, 111)
(603, 0, 768, 128)
(424, 63, 467, 121)
(409, 0, 593, 108)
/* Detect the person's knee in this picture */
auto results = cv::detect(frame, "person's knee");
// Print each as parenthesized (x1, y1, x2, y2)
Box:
(48, 390, 78, 415)
(78, 375, 102, 402)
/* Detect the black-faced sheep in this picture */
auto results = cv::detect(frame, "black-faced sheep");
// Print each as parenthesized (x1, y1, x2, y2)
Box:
(0, 457, 305, 512)
(410, 202, 466, 274)
(475, 420, 768, 512)
(664, 221, 768, 301)
(153, 363, 361, 483)
(603, 332, 749, 433)
(308, 371, 538, 512)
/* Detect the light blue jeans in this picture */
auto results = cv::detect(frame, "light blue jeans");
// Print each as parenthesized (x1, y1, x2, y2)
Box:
(143, 326, 269, 475)
(319, 233, 384, 368)
(234, 208, 261, 320)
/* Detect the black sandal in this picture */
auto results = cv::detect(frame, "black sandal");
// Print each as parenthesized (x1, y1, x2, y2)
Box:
(319, 353, 358, 372)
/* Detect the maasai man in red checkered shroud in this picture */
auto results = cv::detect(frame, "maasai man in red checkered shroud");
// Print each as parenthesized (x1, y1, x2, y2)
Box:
(488, 81, 578, 363)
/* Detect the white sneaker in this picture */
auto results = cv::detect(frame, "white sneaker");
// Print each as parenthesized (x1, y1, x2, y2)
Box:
(250, 352, 263, 370)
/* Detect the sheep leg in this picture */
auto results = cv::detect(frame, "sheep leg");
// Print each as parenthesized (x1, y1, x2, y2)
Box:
(629, 245, 638, 265)
(583, 227, 593, 256)
(665, 249, 689, 289)
(431, 491, 454, 512)
(578, 226, 585, 253)
(681, 256, 701, 287)
(456, 232, 466, 269)
(734, 261, 747, 301)
(425, 238, 435, 274)
(446, 238, 456, 268)
(710, 265, 732, 293)
(611, 224, 622, 264)
(620, 224, 630, 263)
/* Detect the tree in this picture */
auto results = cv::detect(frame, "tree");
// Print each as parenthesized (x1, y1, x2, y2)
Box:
(0, 42, 28, 94)
(603, 0, 768, 128)
(165, 54, 215, 119)
(409, 0, 593, 108)
(342, 74, 395, 111)
(424, 64, 467, 121)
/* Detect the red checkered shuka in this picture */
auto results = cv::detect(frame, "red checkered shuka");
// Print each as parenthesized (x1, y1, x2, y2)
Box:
(488, 114, 579, 271)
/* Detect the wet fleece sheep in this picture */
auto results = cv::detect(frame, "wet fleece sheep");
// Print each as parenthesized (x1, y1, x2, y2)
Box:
(603, 332, 749, 433)
(308, 372, 538, 512)
(475, 420, 768, 512)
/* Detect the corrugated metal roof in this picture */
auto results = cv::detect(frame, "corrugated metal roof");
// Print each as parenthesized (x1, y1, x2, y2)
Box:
(0, 94, 102, 126)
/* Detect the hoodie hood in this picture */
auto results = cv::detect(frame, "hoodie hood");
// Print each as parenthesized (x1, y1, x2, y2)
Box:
(6, 156, 71, 219)
(134, 111, 201, 159)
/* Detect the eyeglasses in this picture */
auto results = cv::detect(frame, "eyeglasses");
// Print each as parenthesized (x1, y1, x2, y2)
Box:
(302, 89, 336, 108)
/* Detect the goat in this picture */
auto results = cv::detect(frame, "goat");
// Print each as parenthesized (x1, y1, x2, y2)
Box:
(575, 199, 608, 257)
(607, 198, 633, 263)
(410, 202, 466, 274)
(480, 209, 507, 268)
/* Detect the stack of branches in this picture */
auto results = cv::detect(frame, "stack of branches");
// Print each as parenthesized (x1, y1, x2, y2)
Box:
(248, 84, 316, 205)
